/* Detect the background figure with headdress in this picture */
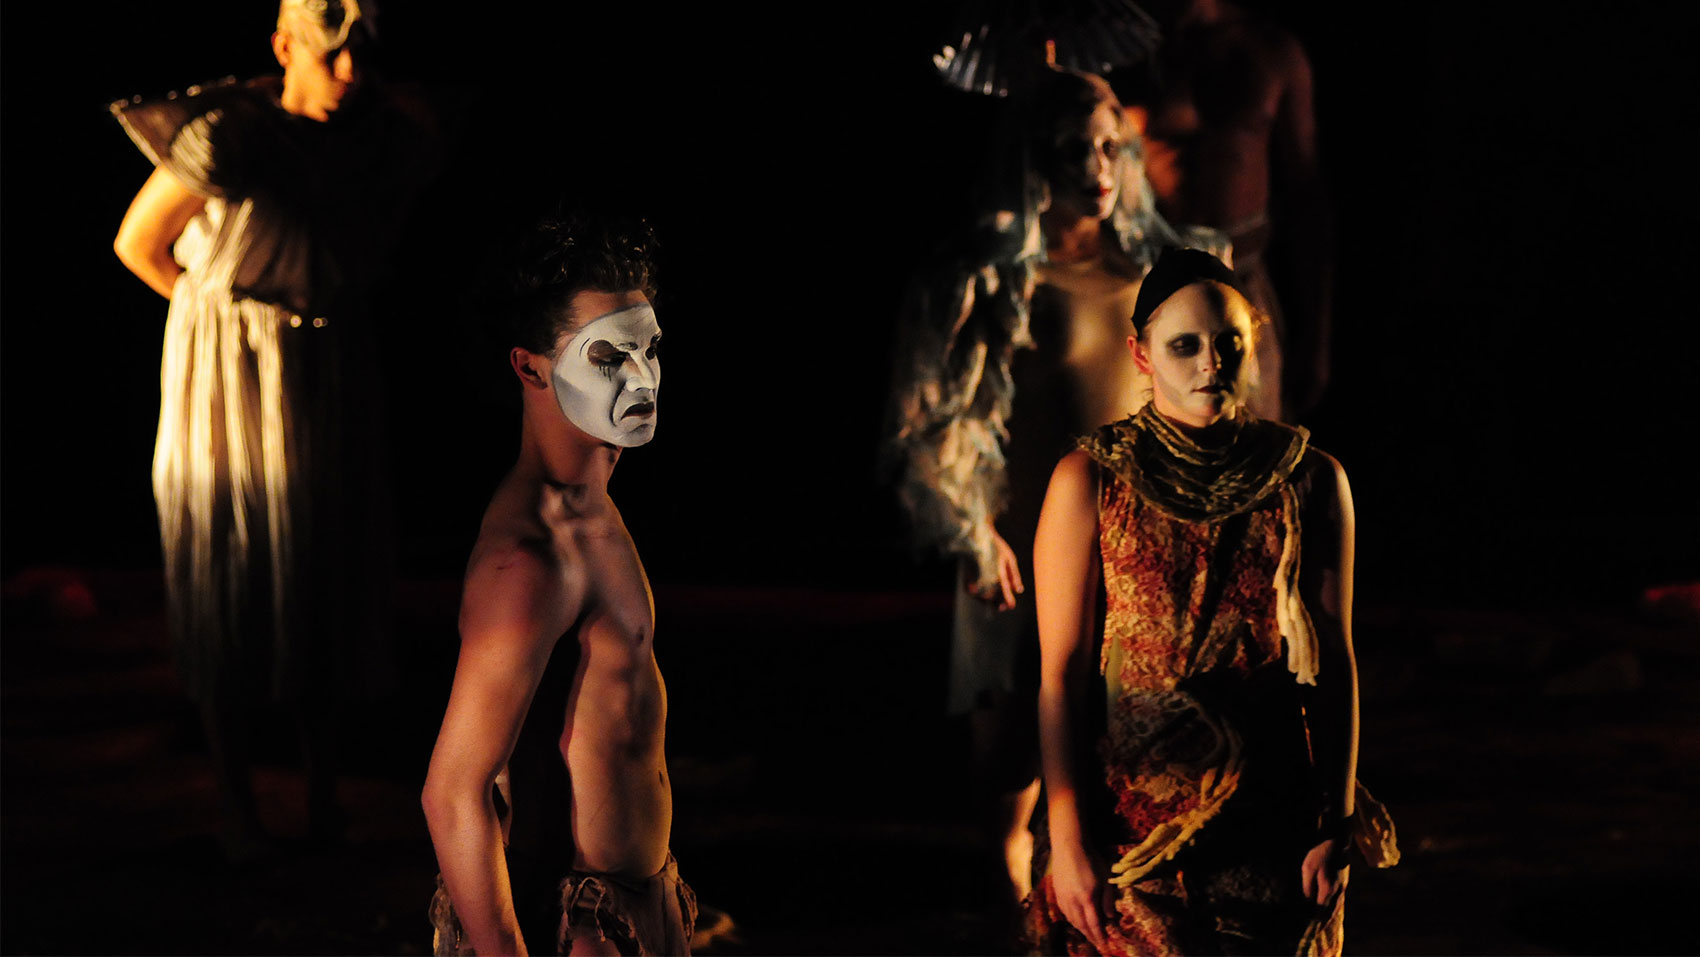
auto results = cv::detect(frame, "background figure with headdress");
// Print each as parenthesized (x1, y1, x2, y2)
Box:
(887, 50, 1234, 926)
(112, 0, 437, 857)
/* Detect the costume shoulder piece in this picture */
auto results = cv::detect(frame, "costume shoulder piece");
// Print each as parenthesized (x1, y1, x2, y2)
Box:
(1079, 402, 1308, 522)
(111, 77, 279, 198)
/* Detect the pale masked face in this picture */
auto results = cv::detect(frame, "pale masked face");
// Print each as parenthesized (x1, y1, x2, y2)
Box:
(1051, 102, 1128, 221)
(1131, 282, 1251, 428)
(550, 299, 662, 447)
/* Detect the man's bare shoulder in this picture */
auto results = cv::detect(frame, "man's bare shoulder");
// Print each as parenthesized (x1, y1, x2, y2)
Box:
(1218, 4, 1312, 75)
(459, 523, 582, 653)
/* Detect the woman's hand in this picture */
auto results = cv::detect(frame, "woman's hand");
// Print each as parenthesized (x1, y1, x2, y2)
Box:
(1300, 838, 1350, 905)
(1051, 838, 1111, 952)
(970, 529, 1026, 611)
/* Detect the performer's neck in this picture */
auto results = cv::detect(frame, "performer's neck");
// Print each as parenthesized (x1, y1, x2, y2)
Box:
(516, 413, 620, 493)
(1045, 214, 1104, 265)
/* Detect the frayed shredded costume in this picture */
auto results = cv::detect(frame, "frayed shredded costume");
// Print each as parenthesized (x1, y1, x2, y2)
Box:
(1025, 403, 1397, 956)
(884, 79, 1231, 749)
(112, 76, 434, 705)
(430, 854, 697, 956)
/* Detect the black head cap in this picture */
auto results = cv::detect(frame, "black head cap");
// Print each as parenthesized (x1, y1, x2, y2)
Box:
(1128, 246, 1244, 336)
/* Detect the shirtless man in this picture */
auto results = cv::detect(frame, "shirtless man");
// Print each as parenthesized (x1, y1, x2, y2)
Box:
(422, 214, 693, 956)
(1119, 0, 1334, 418)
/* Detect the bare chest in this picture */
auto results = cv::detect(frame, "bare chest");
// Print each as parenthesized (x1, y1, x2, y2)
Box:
(565, 528, 657, 663)
(1035, 267, 1146, 427)
(1149, 36, 1284, 139)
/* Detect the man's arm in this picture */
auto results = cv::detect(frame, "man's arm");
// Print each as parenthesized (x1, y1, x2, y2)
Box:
(1268, 32, 1335, 416)
(114, 167, 205, 299)
(422, 546, 573, 956)
(1033, 450, 1110, 952)
(1297, 451, 1359, 904)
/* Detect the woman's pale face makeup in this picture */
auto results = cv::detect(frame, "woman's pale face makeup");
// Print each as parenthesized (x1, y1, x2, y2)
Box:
(1052, 102, 1127, 220)
(549, 296, 662, 447)
(1129, 282, 1251, 428)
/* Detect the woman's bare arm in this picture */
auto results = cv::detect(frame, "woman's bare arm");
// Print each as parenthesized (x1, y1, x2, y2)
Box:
(114, 167, 205, 298)
(1033, 449, 1109, 951)
(422, 546, 572, 956)
(1298, 450, 1359, 903)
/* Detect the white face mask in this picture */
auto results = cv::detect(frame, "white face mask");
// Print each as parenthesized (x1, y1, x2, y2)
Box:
(550, 304, 662, 447)
(1139, 283, 1249, 428)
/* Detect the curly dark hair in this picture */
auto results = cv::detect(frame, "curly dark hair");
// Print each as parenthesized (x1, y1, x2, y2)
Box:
(501, 211, 660, 355)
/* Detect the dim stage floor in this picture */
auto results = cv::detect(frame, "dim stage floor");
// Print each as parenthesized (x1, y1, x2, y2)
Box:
(4, 568, 1697, 955)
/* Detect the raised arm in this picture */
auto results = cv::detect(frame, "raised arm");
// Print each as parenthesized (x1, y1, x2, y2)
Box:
(422, 546, 573, 956)
(1032, 450, 1109, 951)
(114, 167, 205, 299)
(1297, 450, 1359, 904)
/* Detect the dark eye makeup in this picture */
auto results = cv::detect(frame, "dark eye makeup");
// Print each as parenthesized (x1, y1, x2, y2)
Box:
(586, 340, 624, 363)
(1166, 331, 1245, 360)
(1167, 334, 1201, 358)
(586, 341, 627, 379)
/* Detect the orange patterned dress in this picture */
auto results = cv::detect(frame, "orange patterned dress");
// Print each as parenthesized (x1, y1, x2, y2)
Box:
(1027, 410, 1346, 956)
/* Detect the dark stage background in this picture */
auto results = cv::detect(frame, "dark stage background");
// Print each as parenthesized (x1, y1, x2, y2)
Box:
(5, 1, 1700, 954)
(6, 0, 1698, 602)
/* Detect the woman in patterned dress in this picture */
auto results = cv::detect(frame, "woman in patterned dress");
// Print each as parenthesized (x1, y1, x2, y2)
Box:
(1026, 247, 1393, 955)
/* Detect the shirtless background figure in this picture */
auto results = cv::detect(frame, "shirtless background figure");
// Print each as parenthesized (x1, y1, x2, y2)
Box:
(1117, 0, 1334, 419)
(422, 214, 694, 956)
